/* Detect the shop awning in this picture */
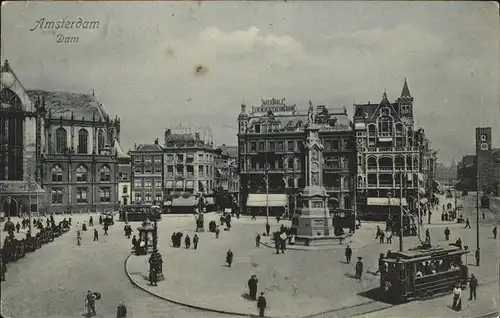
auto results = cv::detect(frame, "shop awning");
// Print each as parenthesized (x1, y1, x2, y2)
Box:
(164, 201, 172, 206)
(165, 181, 174, 189)
(367, 197, 408, 207)
(185, 180, 194, 189)
(247, 194, 287, 207)
(172, 197, 197, 207)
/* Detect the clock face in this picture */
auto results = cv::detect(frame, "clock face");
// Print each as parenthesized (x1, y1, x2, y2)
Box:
(480, 143, 488, 151)
(480, 134, 487, 142)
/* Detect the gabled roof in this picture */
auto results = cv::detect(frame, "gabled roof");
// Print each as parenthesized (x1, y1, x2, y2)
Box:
(26, 89, 109, 121)
(134, 144, 163, 152)
(113, 138, 130, 159)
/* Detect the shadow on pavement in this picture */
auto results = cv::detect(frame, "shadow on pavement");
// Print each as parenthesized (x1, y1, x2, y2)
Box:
(357, 287, 400, 305)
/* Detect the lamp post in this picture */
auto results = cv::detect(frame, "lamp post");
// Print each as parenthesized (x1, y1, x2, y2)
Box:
(387, 191, 392, 230)
(476, 173, 480, 251)
(399, 173, 404, 252)
(149, 202, 164, 281)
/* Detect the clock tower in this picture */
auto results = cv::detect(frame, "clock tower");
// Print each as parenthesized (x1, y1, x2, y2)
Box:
(397, 78, 414, 127)
(475, 127, 493, 192)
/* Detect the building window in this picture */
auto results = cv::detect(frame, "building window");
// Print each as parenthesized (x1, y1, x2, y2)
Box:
(177, 165, 183, 174)
(277, 141, 284, 151)
(250, 142, 256, 151)
(78, 128, 88, 154)
(145, 166, 152, 173)
(154, 166, 162, 174)
(145, 179, 152, 188)
(123, 185, 128, 194)
(155, 193, 162, 202)
(99, 165, 111, 182)
(332, 140, 340, 150)
(198, 154, 204, 161)
(254, 124, 261, 133)
(154, 156, 162, 164)
(378, 116, 393, 133)
(155, 180, 162, 188)
(51, 188, 63, 204)
(76, 165, 88, 182)
(276, 158, 283, 169)
(167, 165, 173, 173)
(287, 158, 294, 169)
(134, 179, 142, 187)
(134, 193, 142, 203)
(145, 192, 152, 202)
(166, 154, 174, 162)
(100, 187, 111, 202)
(51, 165, 63, 182)
(76, 187, 88, 203)
(258, 142, 264, 151)
(134, 166, 142, 174)
(268, 141, 275, 151)
(134, 156, 142, 163)
(177, 154, 184, 161)
(55, 127, 67, 154)
(144, 156, 152, 164)
(343, 139, 351, 150)
(287, 141, 294, 151)
(198, 165, 204, 174)
(98, 129, 105, 153)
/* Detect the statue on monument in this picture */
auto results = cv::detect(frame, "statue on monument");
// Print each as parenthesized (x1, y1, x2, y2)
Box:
(308, 100, 315, 125)
(311, 172, 319, 187)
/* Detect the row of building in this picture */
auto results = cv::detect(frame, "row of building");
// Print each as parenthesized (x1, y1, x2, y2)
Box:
(456, 127, 500, 195)
(1, 59, 437, 220)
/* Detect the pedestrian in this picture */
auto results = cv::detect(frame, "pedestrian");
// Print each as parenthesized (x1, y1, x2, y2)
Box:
(257, 292, 267, 318)
(99, 215, 103, 225)
(15, 222, 20, 233)
(276, 215, 281, 223)
(452, 283, 462, 311)
(444, 227, 450, 241)
(76, 222, 81, 232)
(375, 253, 386, 276)
(482, 211, 485, 220)
(132, 235, 137, 250)
(469, 274, 478, 300)
(185, 235, 191, 249)
(345, 245, 352, 264)
(256, 234, 261, 247)
(193, 234, 199, 249)
(493, 226, 497, 239)
(149, 266, 158, 286)
(475, 248, 480, 266)
(248, 274, 258, 300)
(171, 232, 176, 247)
(77, 231, 82, 246)
(280, 238, 286, 254)
(275, 237, 280, 254)
(379, 230, 385, 244)
(265, 223, 270, 236)
(85, 290, 96, 316)
(104, 224, 109, 235)
(464, 218, 471, 229)
(226, 249, 233, 267)
(116, 302, 127, 318)
(355, 256, 363, 280)
(215, 226, 220, 239)
(251, 211, 256, 220)
(386, 231, 392, 244)
(89, 216, 94, 227)
(93, 229, 99, 241)
(375, 226, 381, 239)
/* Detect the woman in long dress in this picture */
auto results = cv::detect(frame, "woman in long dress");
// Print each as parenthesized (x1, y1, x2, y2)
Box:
(452, 283, 462, 311)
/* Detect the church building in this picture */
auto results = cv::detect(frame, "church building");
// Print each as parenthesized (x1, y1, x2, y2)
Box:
(0, 60, 125, 216)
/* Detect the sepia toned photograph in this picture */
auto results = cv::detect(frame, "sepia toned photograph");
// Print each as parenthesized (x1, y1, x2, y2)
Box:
(1, 1, 499, 318)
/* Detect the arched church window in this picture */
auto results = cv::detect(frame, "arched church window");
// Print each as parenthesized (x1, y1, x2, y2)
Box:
(0, 88, 22, 109)
(99, 165, 111, 182)
(51, 164, 63, 182)
(78, 129, 89, 154)
(76, 165, 88, 182)
(55, 128, 67, 154)
(287, 157, 294, 169)
(378, 116, 393, 133)
(98, 129, 105, 153)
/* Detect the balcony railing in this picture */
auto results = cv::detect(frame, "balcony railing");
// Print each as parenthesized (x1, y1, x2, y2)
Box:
(366, 147, 420, 153)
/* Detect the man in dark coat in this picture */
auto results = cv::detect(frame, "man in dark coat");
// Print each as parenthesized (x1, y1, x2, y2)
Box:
(266, 223, 270, 236)
(345, 245, 352, 264)
(103, 224, 109, 235)
(355, 257, 363, 280)
(16, 222, 20, 233)
(493, 226, 497, 240)
(469, 273, 478, 300)
(256, 234, 261, 247)
(93, 229, 99, 241)
(171, 232, 176, 247)
(193, 234, 199, 249)
(132, 235, 138, 250)
(444, 227, 451, 241)
(464, 218, 471, 229)
(89, 216, 94, 227)
(226, 249, 233, 267)
(248, 274, 258, 300)
(185, 235, 191, 249)
(116, 302, 127, 318)
(149, 267, 158, 286)
(257, 292, 267, 317)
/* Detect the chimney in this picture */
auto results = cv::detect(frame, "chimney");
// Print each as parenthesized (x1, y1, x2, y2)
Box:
(241, 104, 246, 113)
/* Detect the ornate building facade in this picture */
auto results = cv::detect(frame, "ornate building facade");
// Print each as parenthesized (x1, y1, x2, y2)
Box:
(237, 98, 356, 216)
(1, 60, 123, 215)
(129, 140, 164, 205)
(353, 80, 427, 219)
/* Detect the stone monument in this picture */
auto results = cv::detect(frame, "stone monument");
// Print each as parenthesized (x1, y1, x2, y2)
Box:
(294, 102, 349, 246)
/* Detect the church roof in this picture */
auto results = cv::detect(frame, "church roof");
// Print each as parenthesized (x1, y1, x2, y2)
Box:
(113, 138, 130, 159)
(26, 89, 110, 121)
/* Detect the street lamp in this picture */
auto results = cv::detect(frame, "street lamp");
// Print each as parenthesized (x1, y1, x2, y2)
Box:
(149, 202, 164, 281)
(264, 161, 270, 227)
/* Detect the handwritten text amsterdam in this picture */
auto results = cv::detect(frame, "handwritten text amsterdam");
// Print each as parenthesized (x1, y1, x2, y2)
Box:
(30, 18, 99, 44)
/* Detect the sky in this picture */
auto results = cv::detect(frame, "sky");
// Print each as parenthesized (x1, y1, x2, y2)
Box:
(2, 1, 499, 165)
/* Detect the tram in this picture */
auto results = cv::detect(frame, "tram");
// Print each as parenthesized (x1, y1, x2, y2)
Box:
(380, 245, 470, 303)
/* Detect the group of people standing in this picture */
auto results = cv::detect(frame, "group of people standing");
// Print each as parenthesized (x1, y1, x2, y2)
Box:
(171, 232, 199, 250)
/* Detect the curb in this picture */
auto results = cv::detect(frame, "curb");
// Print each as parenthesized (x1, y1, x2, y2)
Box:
(124, 253, 273, 318)
(260, 239, 369, 252)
